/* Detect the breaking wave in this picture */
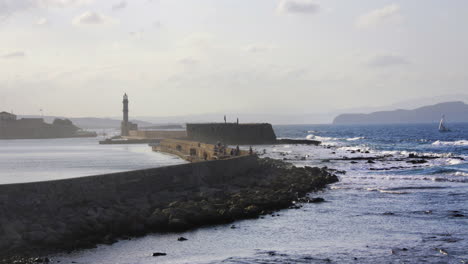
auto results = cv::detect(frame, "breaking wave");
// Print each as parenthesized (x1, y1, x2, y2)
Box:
(432, 140, 468, 146)
(306, 134, 365, 142)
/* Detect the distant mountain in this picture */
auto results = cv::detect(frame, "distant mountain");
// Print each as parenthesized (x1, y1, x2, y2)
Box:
(18, 115, 154, 129)
(332, 101, 468, 125)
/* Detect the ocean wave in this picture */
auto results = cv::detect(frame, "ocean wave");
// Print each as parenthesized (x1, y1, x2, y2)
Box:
(432, 140, 468, 146)
(454, 171, 468, 177)
(447, 159, 463, 165)
(306, 134, 365, 142)
(338, 146, 371, 152)
(346, 137, 365, 141)
(306, 134, 338, 141)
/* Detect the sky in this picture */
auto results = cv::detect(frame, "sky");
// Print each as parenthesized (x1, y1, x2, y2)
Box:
(0, 0, 467, 118)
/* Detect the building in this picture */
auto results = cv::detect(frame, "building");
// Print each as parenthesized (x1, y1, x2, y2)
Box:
(0, 111, 17, 121)
(186, 123, 277, 145)
(121, 93, 138, 136)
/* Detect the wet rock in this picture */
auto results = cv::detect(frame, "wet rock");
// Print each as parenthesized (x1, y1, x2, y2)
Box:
(244, 205, 260, 217)
(407, 159, 427, 164)
(168, 218, 191, 231)
(177, 237, 188, 241)
(451, 213, 464, 217)
(152, 252, 167, 257)
(383, 212, 395, 215)
(367, 160, 375, 163)
(436, 248, 448, 255)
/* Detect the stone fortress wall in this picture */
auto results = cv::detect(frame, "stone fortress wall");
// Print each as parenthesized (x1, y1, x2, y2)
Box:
(127, 130, 187, 139)
(186, 123, 277, 145)
(153, 138, 250, 162)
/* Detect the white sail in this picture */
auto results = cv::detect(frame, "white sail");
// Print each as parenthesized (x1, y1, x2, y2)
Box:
(439, 115, 449, 132)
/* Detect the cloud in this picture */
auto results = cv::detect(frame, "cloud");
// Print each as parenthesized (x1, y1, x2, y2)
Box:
(153, 20, 162, 28)
(178, 57, 198, 66)
(277, 0, 320, 15)
(35, 17, 48, 25)
(368, 55, 410, 68)
(356, 4, 401, 29)
(244, 44, 272, 53)
(0, 0, 94, 20)
(37, 0, 94, 8)
(112, 1, 126, 11)
(72, 11, 116, 25)
(1, 51, 26, 59)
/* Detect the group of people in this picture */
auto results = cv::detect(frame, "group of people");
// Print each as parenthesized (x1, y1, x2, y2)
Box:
(213, 142, 254, 157)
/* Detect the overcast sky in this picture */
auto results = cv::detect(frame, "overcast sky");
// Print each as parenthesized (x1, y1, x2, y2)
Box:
(0, 0, 467, 118)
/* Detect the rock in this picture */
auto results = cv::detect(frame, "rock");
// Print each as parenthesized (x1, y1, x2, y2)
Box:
(177, 237, 188, 241)
(350, 161, 358, 164)
(309, 197, 325, 203)
(152, 252, 167, 257)
(383, 212, 394, 215)
(168, 218, 191, 231)
(367, 160, 375, 164)
(228, 207, 244, 219)
(230, 225, 236, 229)
(28, 231, 47, 242)
(436, 248, 448, 255)
(407, 159, 427, 164)
(451, 213, 464, 217)
(244, 205, 260, 216)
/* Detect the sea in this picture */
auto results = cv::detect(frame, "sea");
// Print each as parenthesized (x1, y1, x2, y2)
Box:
(1, 124, 467, 264)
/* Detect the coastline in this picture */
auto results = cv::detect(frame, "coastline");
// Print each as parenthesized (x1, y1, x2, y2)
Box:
(0, 157, 338, 263)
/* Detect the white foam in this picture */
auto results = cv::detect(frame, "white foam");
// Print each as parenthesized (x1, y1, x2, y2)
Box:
(306, 134, 339, 141)
(454, 171, 468, 177)
(432, 140, 468, 146)
(378, 190, 409, 194)
(338, 146, 371, 152)
(346, 137, 365, 141)
(447, 159, 463, 165)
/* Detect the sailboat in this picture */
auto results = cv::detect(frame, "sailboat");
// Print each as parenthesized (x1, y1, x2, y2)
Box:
(439, 115, 451, 132)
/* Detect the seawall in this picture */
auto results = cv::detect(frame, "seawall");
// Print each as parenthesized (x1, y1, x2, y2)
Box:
(0, 156, 338, 260)
(0, 156, 258, 255)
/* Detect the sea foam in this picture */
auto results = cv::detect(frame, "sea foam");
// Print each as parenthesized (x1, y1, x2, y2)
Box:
(432, 140, 468, 146)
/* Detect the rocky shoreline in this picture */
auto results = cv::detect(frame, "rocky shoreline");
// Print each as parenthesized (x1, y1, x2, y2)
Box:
(0, 158, 338, 263)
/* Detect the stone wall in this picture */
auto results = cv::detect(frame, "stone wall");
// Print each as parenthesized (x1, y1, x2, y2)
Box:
(0, 155, 259, 255)
(127, 130, 187, 139)
(186, 123, 277, 145)
(153, 139, 250, 162)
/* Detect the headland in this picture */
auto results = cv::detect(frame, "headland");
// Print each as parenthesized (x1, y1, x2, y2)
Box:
(0, 112, 96, 139)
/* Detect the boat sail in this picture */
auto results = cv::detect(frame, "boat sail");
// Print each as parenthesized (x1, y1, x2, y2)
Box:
(439, 115, 450, 132)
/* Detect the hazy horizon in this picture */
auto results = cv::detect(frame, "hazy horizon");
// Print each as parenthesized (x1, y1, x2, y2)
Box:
(1, 0, 468, 118)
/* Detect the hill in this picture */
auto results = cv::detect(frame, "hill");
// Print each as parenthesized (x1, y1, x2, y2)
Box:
(18, 116, 154, 129)
(332, 101, 468, 125)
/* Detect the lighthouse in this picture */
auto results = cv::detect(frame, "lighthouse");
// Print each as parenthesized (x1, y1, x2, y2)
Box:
(121, 93, 129, 136)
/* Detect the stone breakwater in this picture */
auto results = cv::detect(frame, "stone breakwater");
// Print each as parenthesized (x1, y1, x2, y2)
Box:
(0, 156, 338, 262)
